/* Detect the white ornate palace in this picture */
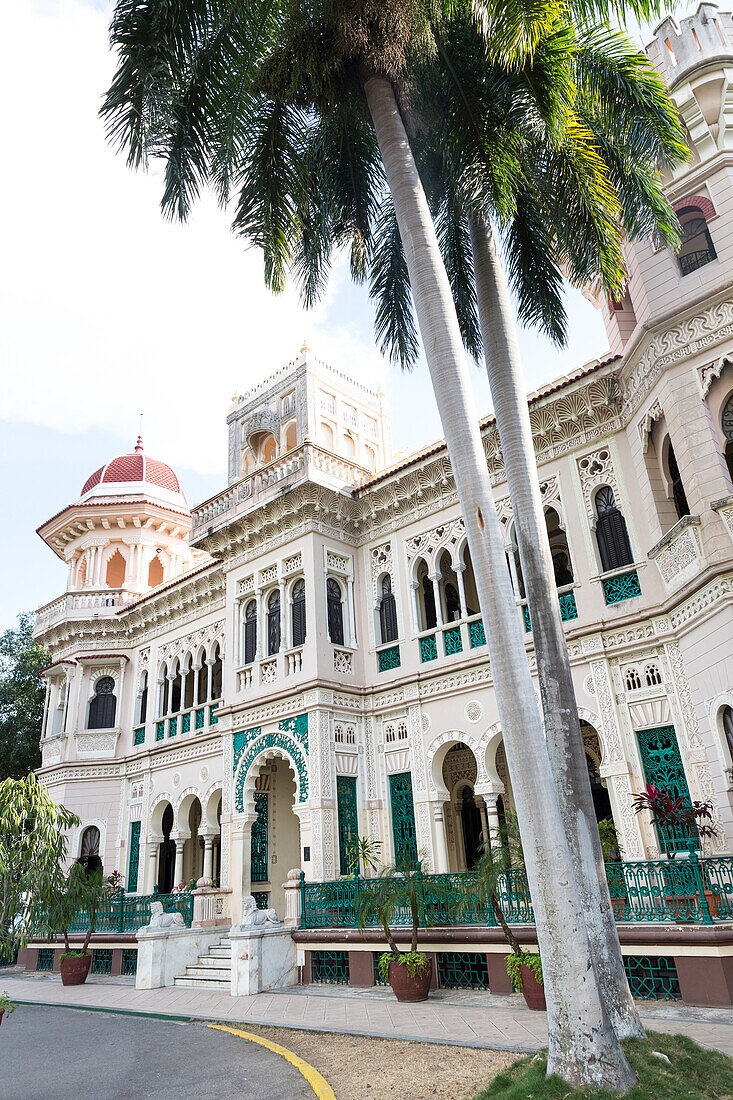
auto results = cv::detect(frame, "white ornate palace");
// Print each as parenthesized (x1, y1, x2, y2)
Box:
(34, 5, 733, 928)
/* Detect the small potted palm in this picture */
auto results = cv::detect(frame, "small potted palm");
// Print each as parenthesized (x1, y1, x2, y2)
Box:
(356, 857, 446, 1002)
(0, 992, 16, 1026)
(52, 862, 112, 986)
(466, 813, 545, 1010)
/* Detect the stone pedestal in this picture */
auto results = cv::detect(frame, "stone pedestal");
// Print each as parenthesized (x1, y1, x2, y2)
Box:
(229, 925, 298, 996)
(135, 925, 222, 989)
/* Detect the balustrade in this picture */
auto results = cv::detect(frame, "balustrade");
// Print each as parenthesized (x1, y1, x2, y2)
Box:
(43, 889, 193, 935)
(35, 589, 136, 630)
(301, 853, 733, 929)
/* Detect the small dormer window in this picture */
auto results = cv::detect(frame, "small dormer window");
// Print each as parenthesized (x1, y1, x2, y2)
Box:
(678, 210, 716, 276)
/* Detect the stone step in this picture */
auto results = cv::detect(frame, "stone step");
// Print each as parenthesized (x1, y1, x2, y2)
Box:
(196, 954, 230, 968)
(206, 946, 231, 958)
(184, 965, 230, 980)
(173, 975, 230, 990)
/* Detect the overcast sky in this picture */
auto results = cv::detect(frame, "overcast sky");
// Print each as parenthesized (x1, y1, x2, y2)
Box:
(0, 0, 676, 631)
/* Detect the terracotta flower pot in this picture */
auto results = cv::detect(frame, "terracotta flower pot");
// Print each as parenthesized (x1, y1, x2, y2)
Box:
(388, 958, 431, 1002)
(60, 954, 91, 986)
(0, 1010, 4, 1027)
(519, 965, 546, 1011)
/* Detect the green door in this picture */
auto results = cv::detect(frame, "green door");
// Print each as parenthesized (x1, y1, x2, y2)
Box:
(337, 776, 358, 876)
(636, 725, 697, 854)
(389, 772, 418, 866)
(127, 820, 141, 893)
(251, 792, 269, 882)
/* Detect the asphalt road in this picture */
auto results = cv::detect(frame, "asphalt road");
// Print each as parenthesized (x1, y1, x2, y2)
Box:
(0, 1005, 315, 1100)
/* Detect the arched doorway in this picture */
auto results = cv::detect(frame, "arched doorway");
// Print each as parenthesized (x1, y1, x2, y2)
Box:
(157, 803, 175, 893)
(183, 797, 203, 884)
(246, 756, 301, 915)
(580, 720, 612, 823)
(459, 785, 483, 870)
(440, 743, 481, 871)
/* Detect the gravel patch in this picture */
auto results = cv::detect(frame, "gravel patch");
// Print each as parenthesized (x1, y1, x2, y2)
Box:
(234, 1023, 520, 1099)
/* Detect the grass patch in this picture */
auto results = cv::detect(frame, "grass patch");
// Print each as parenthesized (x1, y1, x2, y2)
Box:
(472, 1032, 733, 1100)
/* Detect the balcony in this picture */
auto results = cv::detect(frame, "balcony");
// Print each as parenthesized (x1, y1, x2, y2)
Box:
(191, 442, 370, 538)
(648, 516, 704, 594)
(35, 589, 137, 633)
(142, 701, 221, 749)
(520, 585, 578, 633)
(417, 615, 486, 665)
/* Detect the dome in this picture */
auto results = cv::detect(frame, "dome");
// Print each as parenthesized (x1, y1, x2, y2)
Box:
(80, 438, 187, 507)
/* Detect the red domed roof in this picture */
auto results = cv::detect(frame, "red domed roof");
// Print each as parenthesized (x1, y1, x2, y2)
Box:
(81, 438, 182, 497)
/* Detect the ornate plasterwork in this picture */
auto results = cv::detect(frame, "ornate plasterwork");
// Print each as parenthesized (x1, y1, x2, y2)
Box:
(637, 398, 663, 452)
(369, 541, 393, 598)
(648, 520, 704, 590)
(576, 446, 620, 520)
(590, 660, 624, 763)
(405, 516, 466, 568)
(699, 355, 732, 396)
(157, 619, 225, 666)
(624, 297, 733, 410)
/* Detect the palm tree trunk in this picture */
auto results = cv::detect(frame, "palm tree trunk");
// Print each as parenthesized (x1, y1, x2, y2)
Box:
(490, 893, 522, 956)
(362, 74, 636, 1092)
(469, 215, 644, 1041)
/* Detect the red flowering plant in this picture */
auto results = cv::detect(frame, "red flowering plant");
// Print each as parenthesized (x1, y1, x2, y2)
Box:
(632, 783, 716, 858)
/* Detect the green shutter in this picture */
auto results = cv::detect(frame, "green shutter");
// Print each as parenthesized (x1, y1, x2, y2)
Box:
(636, 725, 697, 854)
(389, 772, 418, 866)
(251, 792, 269, 883)
(127, 820, 141, 892)
(336, 776, 358, 876)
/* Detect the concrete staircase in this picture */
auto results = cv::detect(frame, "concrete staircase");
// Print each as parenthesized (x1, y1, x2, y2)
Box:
(173, 935, 231, 990)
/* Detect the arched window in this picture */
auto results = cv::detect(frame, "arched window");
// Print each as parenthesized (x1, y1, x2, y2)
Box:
(721, 393, 733, 483)
(594, 487, 633, 572)
(545, 508, 574, 587)
(105, 548, 126, 588)
(261, 434, 277, 464)
(291, 578, 307, 647)
(88, 676, 116, 730)
(138, 671, 148, 723)
(321, 422, 334, 450)
(677, 210, 717, 276)
(182, 654, 194, 709)
(326, 578, 344, 645)
(244, 600, 257, 664)
(723, 705, 733, 763)
(625, 667, 642, 691)
(343, 434, 356, 460)
(196, 659, 207, 704)
(666, 442, 690, 520)
(148, 552, 164, 588)
(283, 420, 297, 453)
(645, 664, 662, 687)
(379, 575, 398, 644)
(158, 663, 169, 716)
(415, 560, 437, 631)
(210, 642, 223, 699)
(79, 826, 102, 874)
(169, 660, 182, 713)
(267, 590, 281, 655)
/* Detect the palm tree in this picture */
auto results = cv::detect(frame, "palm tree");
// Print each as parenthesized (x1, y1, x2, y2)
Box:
(100, 3, 664, 1087)
(370, 16, 685, 1041)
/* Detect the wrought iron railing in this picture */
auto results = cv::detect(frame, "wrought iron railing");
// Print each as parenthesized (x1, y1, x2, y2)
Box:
(45, 888, 193, 935)
(300, 853, 733, 929)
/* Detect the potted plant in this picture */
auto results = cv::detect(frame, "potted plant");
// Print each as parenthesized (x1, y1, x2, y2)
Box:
(465, 812, 545, 1011)
(0, 991, 16, 1026)
(633, 784, 718, 918)
(52, 863, 113, 986)
(345, 835, 382, 877)
(356, 858, 443, 1002)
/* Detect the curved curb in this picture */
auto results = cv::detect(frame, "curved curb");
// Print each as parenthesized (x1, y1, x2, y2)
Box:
(208, 1023, 337, 1099)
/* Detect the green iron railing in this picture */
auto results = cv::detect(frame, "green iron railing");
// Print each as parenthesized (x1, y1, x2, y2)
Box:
(300, 852, 733, 929)
(377, 644, 400, 672)
(46, 888, 193, 935)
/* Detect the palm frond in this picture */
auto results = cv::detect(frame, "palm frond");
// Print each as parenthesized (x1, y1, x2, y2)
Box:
(369, 200, 420, 369)
(436, 197, 482, 360)
(501, 195, 568, 345)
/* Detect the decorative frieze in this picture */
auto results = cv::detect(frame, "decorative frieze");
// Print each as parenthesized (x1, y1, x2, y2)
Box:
(648, 517, 704, 592)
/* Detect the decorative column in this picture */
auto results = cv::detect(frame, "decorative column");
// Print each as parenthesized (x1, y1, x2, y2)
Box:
(345, 575, 356, 646)
(430, 573, 444, 628)
(478, 798, 490, 847)
(41, 681, 51, 739)
(233, 598, 241, 667)
(506, 550, 520, 598)
(173, 837, 185, 888)
(279, 578, 290, 650)
(201, 834, 216, 885)
(484, 794, 501, 852)
(144, 840, 160, 894)
(205, 658, 214, 702)
(254, 588, 263, 660)
(409, 580, 420, 634)
(455, 563, 468, 619)
(167, 672, 176, 715)
(431, 804, 450, 873)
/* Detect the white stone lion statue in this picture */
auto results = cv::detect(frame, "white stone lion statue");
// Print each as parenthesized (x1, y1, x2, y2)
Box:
(238, 895, 281, 928)
(147, 900, 185, 929)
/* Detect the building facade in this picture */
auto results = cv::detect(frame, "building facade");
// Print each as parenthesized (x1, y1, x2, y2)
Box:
(34, 6, 733, 931)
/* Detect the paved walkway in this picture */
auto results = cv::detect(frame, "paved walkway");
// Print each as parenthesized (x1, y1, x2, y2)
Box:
(2, 971, 732, 1056)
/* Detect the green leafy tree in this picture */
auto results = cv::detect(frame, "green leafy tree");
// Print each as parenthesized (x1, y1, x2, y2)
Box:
(0, 775, 79, 960)
(0, 614, 48, 779)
